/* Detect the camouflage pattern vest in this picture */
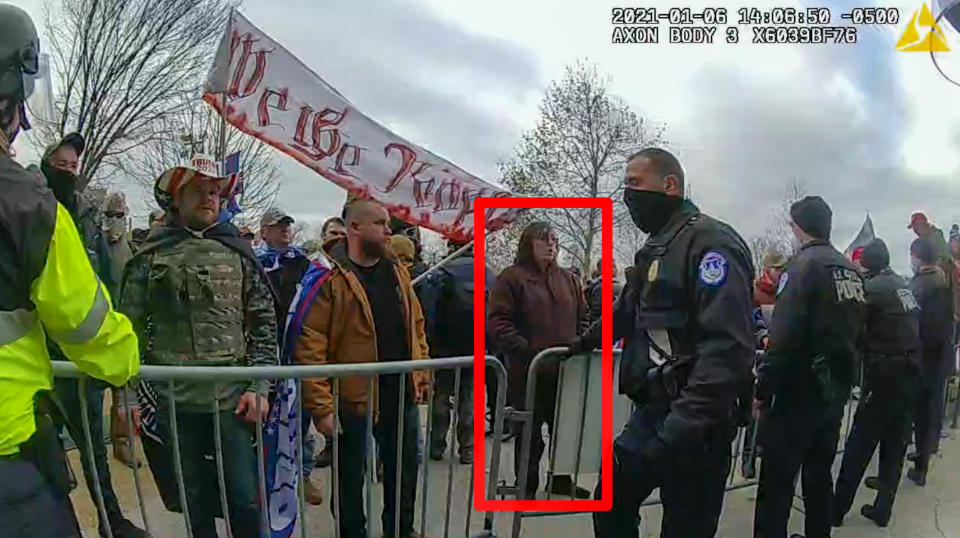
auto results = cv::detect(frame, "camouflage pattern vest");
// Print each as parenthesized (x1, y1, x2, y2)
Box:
(147, 236, 246, 366)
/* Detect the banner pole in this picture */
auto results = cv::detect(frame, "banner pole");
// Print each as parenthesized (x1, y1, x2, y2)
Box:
(216, 92, 227, 161)
(411, 240, 475, 286)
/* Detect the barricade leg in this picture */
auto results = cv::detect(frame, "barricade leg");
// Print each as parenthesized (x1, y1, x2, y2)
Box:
(483, 357, 508, 534)
(77, 377, 114, 538)
(420, 371, 436, 536)
(333, 379, 341, 538)
(296, 379, 307, 538)
(166, 381, 194, 538)
(442, 367, 462, 537)
(255, 391, 269, 536)
(211, 388, 233, 538)
(120, 386, 151, 535)
(366, 379, 375, 538)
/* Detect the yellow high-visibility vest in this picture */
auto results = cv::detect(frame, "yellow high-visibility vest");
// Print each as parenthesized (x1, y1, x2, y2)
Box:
(1, 156, 139, 455)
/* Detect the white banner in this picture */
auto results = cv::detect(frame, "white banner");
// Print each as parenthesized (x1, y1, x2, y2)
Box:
(203, 11, 519, 241)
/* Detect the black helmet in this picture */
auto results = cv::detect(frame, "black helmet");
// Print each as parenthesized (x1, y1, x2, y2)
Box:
(0, 4, 40, 102)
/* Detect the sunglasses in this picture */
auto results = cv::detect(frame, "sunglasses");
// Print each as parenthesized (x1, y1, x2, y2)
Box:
(104, 212, 126, 218)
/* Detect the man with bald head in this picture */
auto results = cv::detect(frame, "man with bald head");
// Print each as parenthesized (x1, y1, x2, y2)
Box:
(295, 199, 431, 538)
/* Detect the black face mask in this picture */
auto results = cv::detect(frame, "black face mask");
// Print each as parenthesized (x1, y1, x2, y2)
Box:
(41, 160, 79, 215)
(623, 188, 683, 234)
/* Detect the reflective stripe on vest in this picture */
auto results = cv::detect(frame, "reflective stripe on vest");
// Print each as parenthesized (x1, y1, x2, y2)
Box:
(46, 282, 109, 345)
(0, 308, 37, 346)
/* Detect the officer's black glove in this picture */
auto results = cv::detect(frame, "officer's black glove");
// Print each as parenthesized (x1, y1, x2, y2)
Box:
(566, 336, 592, 356)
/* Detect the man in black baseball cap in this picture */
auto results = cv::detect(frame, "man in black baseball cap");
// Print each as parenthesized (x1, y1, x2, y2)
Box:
(754, 195, 866, 538)
(40, 132, 86, 214)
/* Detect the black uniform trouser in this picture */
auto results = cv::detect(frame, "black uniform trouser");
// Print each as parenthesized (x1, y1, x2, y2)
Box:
(53, 376, 125, 529)
(914, 358, 948, 472)
(0, 457, 82, 538)
(593, 405, 732, 538)
(833, 366, 916, 522)
(754, 396, 846, 538)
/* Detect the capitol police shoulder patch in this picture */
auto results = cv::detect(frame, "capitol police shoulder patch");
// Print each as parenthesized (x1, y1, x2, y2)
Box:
(699, 251, 728, 286)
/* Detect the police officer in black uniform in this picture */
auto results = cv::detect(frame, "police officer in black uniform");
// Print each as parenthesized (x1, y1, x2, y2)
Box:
(831, 238, 920, 528)
(574, 148, 754, 538)
(906, 236, 953, 487)
(753, 196, 866, 538)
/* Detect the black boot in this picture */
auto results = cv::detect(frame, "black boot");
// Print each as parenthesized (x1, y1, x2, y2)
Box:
(864, 476, 880, 490)
(861, 504, 890, 527)
(100, 518, 150, 538)
(548, 475, 590, 499)
(907, 467, 927, 486)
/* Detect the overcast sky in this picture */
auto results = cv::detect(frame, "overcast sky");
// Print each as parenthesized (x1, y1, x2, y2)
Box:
(10, 0, 960, 273)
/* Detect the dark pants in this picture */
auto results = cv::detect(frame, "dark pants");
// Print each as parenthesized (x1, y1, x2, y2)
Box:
(914, 359, 949, 472)
(337, 391, 420, 538)
(430, 368, 474, 456)
(53, 377, 125, 530)
(156, 408, 260, 538)
(754, 396, 846, 538)
(834, 366, 916, 523)
(0, 457, 82, 538)
(592, 406, 732, 538)
(512, 372, 558, 497)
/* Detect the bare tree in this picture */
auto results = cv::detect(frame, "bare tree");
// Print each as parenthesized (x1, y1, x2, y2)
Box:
(749, 178, 807, 273)
(35, 0, 234, 189)
(121, 98, 280, 227)
(499, 60, 664, 276)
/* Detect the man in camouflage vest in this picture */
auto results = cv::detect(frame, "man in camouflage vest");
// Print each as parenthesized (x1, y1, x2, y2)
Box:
(119, 155, 277, 538)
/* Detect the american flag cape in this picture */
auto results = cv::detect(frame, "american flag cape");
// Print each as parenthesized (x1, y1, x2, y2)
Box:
(262, 253, 334, 537)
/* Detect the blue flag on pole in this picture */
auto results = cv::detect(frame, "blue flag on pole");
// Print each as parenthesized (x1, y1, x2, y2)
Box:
(262, 253, 333, 537)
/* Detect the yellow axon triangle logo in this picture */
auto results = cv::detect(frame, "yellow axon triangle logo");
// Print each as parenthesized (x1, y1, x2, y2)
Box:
(896, 3, 950, 52)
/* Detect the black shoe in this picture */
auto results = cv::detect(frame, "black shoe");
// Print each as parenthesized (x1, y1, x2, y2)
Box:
(548, 478, 590, 499)
(907, 467, 927, 486)
(864, 476, 880, 490)
(459, 446, 474, 465)
(861, 504, 890, 527)
(789, 534, 805, 538)
(429, 446, 446, 461)
(101, 519, 150, 538)
(315, 445, 332, 469)
(906, 451, 919, 462)
(831, 506, 845, 527)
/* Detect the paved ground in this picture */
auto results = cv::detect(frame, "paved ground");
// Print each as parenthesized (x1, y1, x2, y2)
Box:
(71, 406, 960, 538)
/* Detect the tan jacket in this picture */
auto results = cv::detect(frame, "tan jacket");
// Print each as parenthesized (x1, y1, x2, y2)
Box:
(295, 239, 429, 419)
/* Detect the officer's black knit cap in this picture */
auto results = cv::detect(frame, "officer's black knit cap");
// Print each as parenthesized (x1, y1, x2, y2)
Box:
(790, 196, 832, 241)
(910, 237, 937, 264)
(860, 238, 890, 272)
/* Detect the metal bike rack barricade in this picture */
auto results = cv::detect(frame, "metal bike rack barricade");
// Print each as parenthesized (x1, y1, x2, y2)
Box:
(52, 355, 510, 538)
(505, 348, 861, 538)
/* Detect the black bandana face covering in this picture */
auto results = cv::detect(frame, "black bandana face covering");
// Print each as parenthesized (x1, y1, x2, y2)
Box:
(41, 160, 79, 214)
(623, 188, 683, 234)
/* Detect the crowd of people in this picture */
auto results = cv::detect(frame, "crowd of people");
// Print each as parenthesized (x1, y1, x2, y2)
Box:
(2, 5, 959, 538)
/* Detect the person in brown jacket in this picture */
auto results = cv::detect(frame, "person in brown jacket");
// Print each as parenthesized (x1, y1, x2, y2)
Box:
(488, 221, 588, 499)
(294, 199, 430, 538)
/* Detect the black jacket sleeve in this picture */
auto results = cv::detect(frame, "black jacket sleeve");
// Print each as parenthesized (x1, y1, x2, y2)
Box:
(658, 237, 754, 449)
(757, 260, 811, 401)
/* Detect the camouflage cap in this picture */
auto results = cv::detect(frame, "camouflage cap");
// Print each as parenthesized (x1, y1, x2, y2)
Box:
(260, 206, 294, 228)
